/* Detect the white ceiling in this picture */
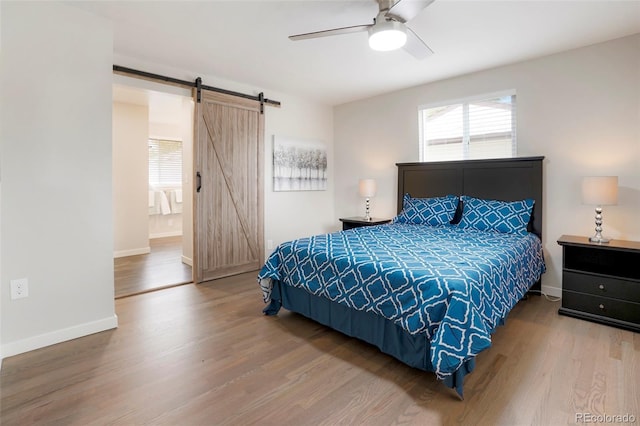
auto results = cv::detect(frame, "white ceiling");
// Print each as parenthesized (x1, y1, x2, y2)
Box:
(72, 1, 640, 106)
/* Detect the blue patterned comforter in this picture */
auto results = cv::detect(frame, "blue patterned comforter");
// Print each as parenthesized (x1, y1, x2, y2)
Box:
(258, 223, 545, 379)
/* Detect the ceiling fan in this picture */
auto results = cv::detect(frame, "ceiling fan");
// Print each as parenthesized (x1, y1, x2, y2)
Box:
(289, 0, 435, 59)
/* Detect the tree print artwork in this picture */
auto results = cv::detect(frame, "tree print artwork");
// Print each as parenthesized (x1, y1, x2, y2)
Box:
(273, 136, 327, 191)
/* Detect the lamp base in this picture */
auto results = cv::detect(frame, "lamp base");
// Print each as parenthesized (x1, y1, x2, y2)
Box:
(589, 206, 611, 244)
(589, 235, 611, 244)
(364, 198, 372, 221)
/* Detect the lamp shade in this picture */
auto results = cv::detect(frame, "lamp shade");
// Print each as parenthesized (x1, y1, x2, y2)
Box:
(358, 179, 377, 198)
(368, 20, 407, 51)
(582, 176, 618, 206)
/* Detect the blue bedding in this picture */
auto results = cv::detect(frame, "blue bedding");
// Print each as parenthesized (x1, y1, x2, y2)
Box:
(258, 223, 545, 383)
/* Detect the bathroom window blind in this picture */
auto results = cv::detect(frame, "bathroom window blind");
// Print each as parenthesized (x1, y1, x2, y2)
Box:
(149, 138, 182, 187)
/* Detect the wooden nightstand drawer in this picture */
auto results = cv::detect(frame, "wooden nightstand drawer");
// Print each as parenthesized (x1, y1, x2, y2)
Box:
(561, 291, 640, 325)
(563, 270, 640, 303)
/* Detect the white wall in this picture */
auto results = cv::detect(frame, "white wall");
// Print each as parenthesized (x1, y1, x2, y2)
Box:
(113, 102, 150, 257)
(264, 95, 336, 249)
(0, 2, 117, 360)
(334, 34, 640, 297)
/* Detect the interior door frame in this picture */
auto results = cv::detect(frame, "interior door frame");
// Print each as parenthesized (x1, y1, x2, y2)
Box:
(112, 75, 196, 298)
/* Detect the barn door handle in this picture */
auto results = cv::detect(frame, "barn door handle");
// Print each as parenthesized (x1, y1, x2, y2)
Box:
(196, 172, 202, 193)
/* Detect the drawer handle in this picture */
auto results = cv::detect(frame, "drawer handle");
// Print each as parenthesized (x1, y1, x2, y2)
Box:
(598, 284, 605, 291)
(599, 303, 605, 310)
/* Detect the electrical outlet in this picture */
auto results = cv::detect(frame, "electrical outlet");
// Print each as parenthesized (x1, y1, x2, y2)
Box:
(11, 278, 29, 300)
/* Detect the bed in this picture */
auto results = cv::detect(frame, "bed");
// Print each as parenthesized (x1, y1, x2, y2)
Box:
(258, 157, 546, 398)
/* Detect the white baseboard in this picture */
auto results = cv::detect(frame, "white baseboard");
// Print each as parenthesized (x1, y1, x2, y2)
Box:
(541, 284, 562, 298)
(150, 231, 182, 239)
(114, 247, 150, 258)
(0, 314, 118, 362)
(181, 255, 193, 266)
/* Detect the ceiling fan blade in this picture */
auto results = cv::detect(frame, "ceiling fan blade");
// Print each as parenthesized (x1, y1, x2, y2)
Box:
(403, 27, 434, 60)
(289, 24, 371, 41)
(386, 0, 435, 23)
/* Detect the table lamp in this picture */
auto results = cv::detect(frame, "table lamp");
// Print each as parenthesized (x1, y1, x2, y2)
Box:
(358, 179, 377, 221)
(582, 176, 618, 243)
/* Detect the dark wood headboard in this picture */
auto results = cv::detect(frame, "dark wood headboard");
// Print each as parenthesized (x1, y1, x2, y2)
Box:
(396, 156, 544, 239)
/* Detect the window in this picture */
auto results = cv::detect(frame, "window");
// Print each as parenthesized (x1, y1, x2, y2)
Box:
(419, 92, 516, 162)
(148, 138, 182, 187)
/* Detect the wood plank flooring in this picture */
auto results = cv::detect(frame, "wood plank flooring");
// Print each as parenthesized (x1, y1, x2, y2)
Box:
(1, 273, 638, 425)
(114, 236, 192, 298)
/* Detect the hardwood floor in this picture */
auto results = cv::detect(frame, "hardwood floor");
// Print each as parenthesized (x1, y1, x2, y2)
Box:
(114, 236, 192, 298)
(1, 273, 638, 425)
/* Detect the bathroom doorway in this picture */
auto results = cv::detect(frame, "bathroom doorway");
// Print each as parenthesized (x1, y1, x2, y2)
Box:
(112, 82, 194, 298)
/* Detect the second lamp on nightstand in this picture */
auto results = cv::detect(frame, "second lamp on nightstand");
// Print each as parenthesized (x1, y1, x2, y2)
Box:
(358, 178, 377, 221)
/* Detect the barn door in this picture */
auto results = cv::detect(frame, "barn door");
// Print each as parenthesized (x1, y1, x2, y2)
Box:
(193, 90, 264, 283)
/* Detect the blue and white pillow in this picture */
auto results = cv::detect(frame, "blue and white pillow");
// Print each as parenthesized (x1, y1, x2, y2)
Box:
(393, 194, 459, 226)
(457, 195, 534, 234)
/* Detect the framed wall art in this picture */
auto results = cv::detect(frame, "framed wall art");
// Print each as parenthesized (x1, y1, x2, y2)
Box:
(273, 136, 327, 191)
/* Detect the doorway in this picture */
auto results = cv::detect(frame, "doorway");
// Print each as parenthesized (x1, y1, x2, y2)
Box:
(112, 83, 195, 298)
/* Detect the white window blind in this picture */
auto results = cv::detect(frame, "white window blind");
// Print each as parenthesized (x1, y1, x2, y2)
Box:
(419, 93, 516, 162)
(148, 138, 183, 187)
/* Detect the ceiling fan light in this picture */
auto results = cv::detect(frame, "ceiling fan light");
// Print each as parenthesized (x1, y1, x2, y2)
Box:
(368, 20, 407, 51)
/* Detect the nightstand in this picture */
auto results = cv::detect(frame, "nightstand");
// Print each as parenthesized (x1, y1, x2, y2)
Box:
(557, 235, 640, 332)
(339, 217, 391, 231)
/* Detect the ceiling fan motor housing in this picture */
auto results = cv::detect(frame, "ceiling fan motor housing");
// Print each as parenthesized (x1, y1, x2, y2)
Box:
(368, 18, 407, 51)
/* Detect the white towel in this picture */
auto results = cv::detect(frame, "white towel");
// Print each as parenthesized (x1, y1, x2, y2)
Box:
(148, 191, 155, 208)
(169, 191, 183, 214)
(159, 191, 171, 215)
(175, 189, 183, 203)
